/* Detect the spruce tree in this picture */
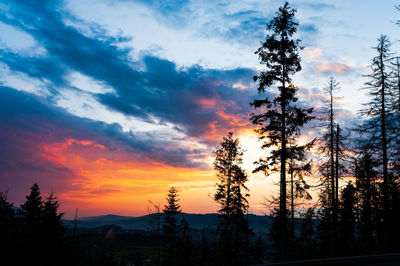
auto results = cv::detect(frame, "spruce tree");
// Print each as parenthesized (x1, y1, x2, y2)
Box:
(43, 191, 64, 238)
(162, 186, 181, 265)
(42, 190, 65, 264)
(19, 183, 43, 225)
(213, 132, 250, 266)
(251, 1, 314, 260)
(18, 183, 44, 264)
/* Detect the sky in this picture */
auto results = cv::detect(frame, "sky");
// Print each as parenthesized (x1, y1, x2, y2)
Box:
(1, 0, 400, 218)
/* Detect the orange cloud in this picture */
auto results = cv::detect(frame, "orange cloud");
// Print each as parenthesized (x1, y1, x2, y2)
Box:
(303, 47, 323, 60)
(40, 138, 216, 218)
(333, 97, 350, 105)
(314, 62, 351, 74)
(198, 97, 217, 108)
(336, 110, 354, 118)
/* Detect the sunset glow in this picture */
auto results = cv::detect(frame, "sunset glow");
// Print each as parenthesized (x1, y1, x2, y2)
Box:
(1, 0, 400, 220)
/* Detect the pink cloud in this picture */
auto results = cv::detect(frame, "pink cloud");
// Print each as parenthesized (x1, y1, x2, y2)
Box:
(198, 97, 217, 108)
(303, 47, 323, 60)
(314, 62, 351, 74)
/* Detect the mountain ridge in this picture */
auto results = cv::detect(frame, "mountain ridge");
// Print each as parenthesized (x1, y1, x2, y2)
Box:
(65, 212, 272, 232)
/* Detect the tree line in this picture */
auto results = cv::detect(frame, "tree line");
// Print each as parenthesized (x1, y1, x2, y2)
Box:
(247, 0, 400, 263)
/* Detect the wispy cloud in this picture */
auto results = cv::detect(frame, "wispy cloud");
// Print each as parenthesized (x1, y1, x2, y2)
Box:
(303, 47, 323, 60)
(314, 62, 351, 74)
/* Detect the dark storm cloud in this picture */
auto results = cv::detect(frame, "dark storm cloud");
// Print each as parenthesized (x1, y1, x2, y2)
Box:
(0, 50, 67, 87)
(0, 86, 203, 171)
(0, 0, 260, 177)
(99, 56, 255, 138)
(0, 85, 216, 198)
(0, 0, 143, 93)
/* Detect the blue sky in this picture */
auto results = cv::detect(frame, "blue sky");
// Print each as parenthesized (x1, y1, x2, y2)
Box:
(1, 0, 400, 217)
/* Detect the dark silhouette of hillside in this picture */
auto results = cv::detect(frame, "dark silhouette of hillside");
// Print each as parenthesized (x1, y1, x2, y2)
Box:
(65, 213, 272, 233)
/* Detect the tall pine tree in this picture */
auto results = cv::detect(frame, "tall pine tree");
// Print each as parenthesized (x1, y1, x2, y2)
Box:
(317, 77, 341, 256)
(359, 35, 393, 250)
(251, 2, 314, 260)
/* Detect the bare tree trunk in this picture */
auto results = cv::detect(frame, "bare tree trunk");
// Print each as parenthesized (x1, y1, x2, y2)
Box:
(335, 125, 340, 211)
(330, 86, 336, 221)
(280, 71, 288, 261)
(290, 159, 295, 259)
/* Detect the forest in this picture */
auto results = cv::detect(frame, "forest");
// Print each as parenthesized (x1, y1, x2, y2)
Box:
(1, 1, 400, 265)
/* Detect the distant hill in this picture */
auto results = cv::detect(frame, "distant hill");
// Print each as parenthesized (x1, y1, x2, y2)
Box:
(65, 213, 272, 232)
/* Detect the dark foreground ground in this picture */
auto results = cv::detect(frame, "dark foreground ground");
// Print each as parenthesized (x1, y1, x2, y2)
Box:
(258, 253, 400, 265)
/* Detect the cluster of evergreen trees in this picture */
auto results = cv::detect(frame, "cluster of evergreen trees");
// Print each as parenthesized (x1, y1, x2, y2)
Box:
(245, 0, 400, 263)
(0, 184, 66, 266)
(156, 1, 400, 264)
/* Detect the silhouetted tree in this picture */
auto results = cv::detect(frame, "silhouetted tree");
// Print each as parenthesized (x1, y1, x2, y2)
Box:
(335, 124, 340, 212)
(177, 218, 193, 266)
(317, 180, 333, 257)
(0, 191, 14, 221)
(390, 57, 400, 178)
(354, 149, 379, 254)
(162, 186, 181, 266)
(288, 140, 313, 258)
(0, 191, 17, 265)
(17, 184, 68, 266)
(19, 183, 43, 226)
(18, 183, 44, 264)
(388, 56, 400, 252)
(338, 183, 356, 256)
(297, 208, 317, 260)
(42, 190, 65, 265)
(213, 132, 250, 265)
(251, 1, 314, 260)
(359, 34, 393, 249)
(319, 77, 340, 222)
